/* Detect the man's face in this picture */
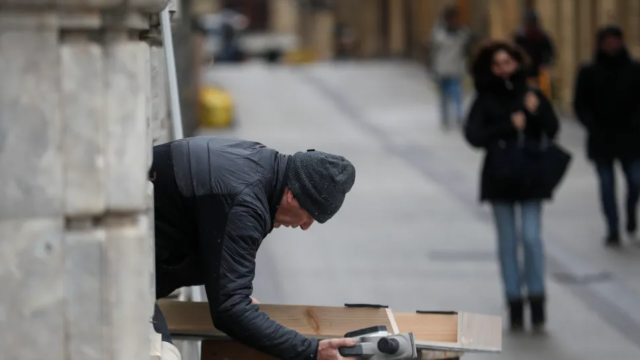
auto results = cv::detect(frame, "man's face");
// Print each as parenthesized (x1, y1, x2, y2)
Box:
(274, 188, 315, 230)
(601, 35, 623, 55)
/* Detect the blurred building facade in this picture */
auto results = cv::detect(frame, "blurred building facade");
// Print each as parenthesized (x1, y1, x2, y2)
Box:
(186, 0, 640, 114)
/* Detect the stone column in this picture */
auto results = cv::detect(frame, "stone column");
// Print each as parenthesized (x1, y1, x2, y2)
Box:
(270, 0, 300, 34)
(0, 1, 170, 359)
(556, 0, 577, 113)
(388, 0, 406, 56)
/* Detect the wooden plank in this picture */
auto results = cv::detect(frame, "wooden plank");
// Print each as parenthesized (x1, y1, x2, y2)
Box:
(159, 300, 397, 339)
(457, 312, 502, 352)
(200, 340, 462, 360)
(394, 312, 458, 343)
(396, 312, 501, 353)
(201, 340, 275, 360)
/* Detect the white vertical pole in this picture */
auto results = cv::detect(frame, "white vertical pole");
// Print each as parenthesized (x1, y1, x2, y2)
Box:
(160, 4, 184, 141)
(161, 1, 202, 359)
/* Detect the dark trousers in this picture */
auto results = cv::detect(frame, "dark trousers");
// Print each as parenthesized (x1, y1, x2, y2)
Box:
(594, 159, 640, 235)
(153, 302, 173, 344)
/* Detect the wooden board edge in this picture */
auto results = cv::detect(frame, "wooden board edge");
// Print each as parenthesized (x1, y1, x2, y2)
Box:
(385, 308, 400, 334)
(200, 340, 464, 360)
(393, 312, 458, 343)
(457, 312, 503, 352)
(416, 340, 501, 353)
(159, 300, 396, 339)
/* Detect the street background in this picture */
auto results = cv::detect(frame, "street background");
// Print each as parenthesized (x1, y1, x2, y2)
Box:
(198, 60, 640, 360)
(176, 0, 640, 359)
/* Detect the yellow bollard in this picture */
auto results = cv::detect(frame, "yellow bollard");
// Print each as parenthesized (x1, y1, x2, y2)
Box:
(198, 86, 235, 128)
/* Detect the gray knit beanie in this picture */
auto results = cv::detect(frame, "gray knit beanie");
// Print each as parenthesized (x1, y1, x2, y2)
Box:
(285, 149, 356, 223)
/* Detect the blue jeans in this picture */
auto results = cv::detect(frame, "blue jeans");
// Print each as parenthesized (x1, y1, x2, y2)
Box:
(594, 159, 640, 235)
(491, 201, 545, 300)
(438, 77, 463, 127)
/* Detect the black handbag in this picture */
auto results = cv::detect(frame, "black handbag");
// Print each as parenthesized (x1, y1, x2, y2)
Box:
(486, 132, 535, 189)
(486, 132, 572, 195)
(530, 136, 573, 194)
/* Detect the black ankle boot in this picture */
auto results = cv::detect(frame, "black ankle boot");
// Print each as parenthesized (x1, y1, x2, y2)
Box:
(605, 232, 621, 247)
(508, 299, 524, 331)
(626, 216, 637, 235)
(529, 295, 546, 331)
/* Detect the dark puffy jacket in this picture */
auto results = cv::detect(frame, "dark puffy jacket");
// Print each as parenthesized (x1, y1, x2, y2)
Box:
(514, 29, 554, 77)
(150, 136, 318, 360)
(464, 71, 559, 202)
(573, 47, 640, 162)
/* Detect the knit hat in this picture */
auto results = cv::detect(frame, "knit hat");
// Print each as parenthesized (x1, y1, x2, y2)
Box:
(285, 149, 356, 224)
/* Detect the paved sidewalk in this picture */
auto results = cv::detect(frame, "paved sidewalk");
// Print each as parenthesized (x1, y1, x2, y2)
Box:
(200, 60, 640, 360)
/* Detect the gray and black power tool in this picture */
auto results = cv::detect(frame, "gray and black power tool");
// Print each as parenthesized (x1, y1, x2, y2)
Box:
(338, 325, 418, 360)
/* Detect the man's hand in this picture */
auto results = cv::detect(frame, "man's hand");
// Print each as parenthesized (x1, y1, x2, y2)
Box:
(318, 338, 358, 360)
(250, 296, 260, 304)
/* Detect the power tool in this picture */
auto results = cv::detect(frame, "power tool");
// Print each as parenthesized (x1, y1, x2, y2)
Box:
(338, 325, 418, 360)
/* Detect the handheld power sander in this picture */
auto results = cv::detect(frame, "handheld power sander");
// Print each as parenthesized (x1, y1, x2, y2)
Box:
(338, 326, 418, 360)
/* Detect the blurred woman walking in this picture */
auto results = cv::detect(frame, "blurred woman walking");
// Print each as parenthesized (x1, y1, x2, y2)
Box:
(463, 41, 560, 332)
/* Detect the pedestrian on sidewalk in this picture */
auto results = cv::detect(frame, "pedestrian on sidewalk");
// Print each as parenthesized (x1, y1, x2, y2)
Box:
(574, 25, 640, 247)
(428, 5, 473, 130)
(464, 41, 560, 332)
(513, 9, 555, 99)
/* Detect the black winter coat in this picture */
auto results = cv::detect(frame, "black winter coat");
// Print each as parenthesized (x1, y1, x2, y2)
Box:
(573, 48, 640, 162)
(514, 30, 554, 77)
(464, 71, 560, 202)
(150, 137, 318, 360)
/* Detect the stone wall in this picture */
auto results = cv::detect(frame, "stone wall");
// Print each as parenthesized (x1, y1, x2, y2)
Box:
(0, 1, 173, 359)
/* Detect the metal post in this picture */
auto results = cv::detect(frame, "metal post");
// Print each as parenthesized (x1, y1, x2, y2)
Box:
(161, 5, 184, 141)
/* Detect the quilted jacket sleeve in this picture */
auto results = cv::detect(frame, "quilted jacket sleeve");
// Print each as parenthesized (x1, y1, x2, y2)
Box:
(464, 96, 517, 148)
(198, 191, 319, 360)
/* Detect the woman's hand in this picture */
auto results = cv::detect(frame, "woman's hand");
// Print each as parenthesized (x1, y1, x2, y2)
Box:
(511, 111, 526, 130)
(524, 91, 539, 113)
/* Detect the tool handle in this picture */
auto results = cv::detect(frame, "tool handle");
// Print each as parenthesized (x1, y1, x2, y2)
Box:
(338, 344, 364, 357)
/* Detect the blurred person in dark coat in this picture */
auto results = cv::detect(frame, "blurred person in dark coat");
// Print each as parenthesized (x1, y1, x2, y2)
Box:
(464, 41, 559, 333)
(573, 25, 640, 246)
(514, 9, 555, 97)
